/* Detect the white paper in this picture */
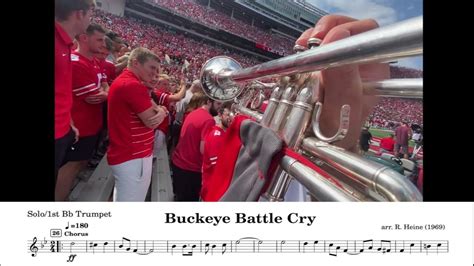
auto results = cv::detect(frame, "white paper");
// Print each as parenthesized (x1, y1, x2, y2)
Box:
(0, 202, 472, 265)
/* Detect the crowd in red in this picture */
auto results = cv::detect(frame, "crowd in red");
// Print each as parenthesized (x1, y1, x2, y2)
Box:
(151, 0, 294, 55)
(94, 10, 264, 84)
(369, 98, 423, 129)
(367, 65, 423, 129)
(390, 65, 423, 78)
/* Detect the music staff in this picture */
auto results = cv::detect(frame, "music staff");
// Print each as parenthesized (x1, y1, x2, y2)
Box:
(27, 237, 449, 260)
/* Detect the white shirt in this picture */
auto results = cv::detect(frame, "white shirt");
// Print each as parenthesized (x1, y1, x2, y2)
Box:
(175, 90, 193, 124)
(412, 133, 421, 141)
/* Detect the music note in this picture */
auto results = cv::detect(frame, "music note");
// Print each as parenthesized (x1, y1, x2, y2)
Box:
(170, 244, 177, 255)
(236, 237, 259, 253)
(103, 241, 108, 253)
(180, 243, 197, 256)
(30, 237, 38, 257)
(233, 240, 240, 254)
(118, 237, 131, 252)
(221, 243, 227, 255)
(69, 242, 75, 253)
(360, 239, 374, 253)
(257, 240, 263, 252)
(181, 244, 190, 256)
(409, 242, 415, 254)
(378, 240, 392, 253)
(132, 241, 139, 253)
(328, 243, 337, 256)
(399, 241, 405, 253)
(436, 243, 442, 254)
(144, 240, 154, 254)
(203, 243, 217, 255)
(89, 241, 98, 254)
(313, 240, 319, 253)
(423, 243, 432, 254)
(65, 222, 69, 230)
(302, 241, 308, 253)
(342, 240, 349, 253)
(211, 244, 217, 254)
(279, 240, 286, 253)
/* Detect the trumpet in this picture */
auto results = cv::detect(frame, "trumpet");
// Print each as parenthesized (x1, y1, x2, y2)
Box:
(200, 16, 423, 202)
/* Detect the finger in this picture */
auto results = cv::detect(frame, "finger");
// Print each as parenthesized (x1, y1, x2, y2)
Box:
(311, 15, 358, 41)
(296, 15, 358, 47)
(295, 27, 314, 48)
(320, 19, 379, 45)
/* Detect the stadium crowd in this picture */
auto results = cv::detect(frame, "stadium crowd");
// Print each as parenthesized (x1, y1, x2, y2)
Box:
(367, 66, 423, 129)
(93, 9, 264, 84)
(151, 0, 294, 55)
(368, 98, 423, 129)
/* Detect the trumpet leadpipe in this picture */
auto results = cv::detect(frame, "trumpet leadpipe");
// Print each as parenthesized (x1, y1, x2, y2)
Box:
(363, 78, 422, 98)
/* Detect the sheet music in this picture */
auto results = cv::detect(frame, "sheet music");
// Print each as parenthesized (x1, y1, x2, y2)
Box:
(1, 202, 473, 265)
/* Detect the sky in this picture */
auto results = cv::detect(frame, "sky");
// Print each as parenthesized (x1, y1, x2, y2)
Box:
(305, 0, 423, 70)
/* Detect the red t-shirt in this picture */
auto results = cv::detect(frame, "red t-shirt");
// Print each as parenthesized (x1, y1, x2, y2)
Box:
(201, 126, 225, 201)
(107, 69, 154, 165)
(395, 126, 411, 146)
(172, 108, 215, 172)
(379, 137, 395, 151)
(55, 22, 73, 139)
(71, 51, 104, 137)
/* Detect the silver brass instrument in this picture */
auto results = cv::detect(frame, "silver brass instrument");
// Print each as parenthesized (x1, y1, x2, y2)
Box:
(199, 16, 423, 202)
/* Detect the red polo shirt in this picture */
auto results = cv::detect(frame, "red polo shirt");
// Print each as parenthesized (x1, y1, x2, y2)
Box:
(201, 125, 225, 201)
(55, 22, 73, 139)
(71, 51, 104, 137)
(107, 69, 154, 165)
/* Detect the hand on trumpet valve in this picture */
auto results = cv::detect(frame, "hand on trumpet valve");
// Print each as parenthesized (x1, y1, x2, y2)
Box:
(295, 15, 390, 152)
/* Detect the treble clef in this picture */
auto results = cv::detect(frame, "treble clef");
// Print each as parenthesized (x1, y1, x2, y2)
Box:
(30, 237, 38, 257)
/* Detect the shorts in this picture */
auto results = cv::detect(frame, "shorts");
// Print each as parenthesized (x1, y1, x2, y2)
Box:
(360, 144, 369, 152)
(111, 156, 153, 201)
(394, 144, 408, 155)
(63, 134, 100, 163)
(55, 128, 75, 177)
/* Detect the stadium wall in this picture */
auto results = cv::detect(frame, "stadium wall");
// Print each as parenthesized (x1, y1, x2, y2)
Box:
(96, 0, 126, 16)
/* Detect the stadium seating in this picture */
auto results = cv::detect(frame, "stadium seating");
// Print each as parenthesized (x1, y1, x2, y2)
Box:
(151, 0, 294, 55)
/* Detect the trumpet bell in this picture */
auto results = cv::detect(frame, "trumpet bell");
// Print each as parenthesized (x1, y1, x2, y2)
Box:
(200, 56, 244, 101)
